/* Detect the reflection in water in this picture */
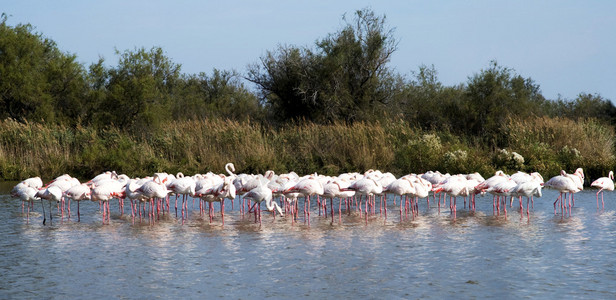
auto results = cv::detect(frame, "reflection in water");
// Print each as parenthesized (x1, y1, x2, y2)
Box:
(1, 189, 616, 298)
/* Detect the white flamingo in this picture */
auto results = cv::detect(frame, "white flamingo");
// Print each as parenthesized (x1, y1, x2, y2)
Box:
(20, 177, 43, 190)
(168, 173, 196, 219)
(35, 185, 63, 225)
(544, 170, 580, 216)
(323, 179, 355, 223)
(135, 175, 169, 222)
(91, 179, 126, 224)
(243, 183, 283, 225)
(565, 168, 584, 207)
(591, 171, 614, 210)
(64, 183, 91, 222)
(433, 174, 469, 218)
(385, 176, 416, 219)
(285, 175, 324, 224)
(11, 182, 39, 222)
(510, 181, 543, 215)
(198, 176, 236, 225)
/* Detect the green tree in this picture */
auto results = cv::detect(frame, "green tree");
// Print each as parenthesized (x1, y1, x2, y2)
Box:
(94, 47, 181, 133)
(176, 69, 263, 121)
(567, 93, 616, 124)
(247, 45, 319, 123)
(397, 65, 465, 131)
(247, 8, 398, 124)
(463, 61, 545, 147)
(0, 14, 87, 125)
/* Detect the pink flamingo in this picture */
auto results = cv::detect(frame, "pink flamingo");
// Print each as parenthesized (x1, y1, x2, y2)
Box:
(21, 177, 43, 190)
(167, 173, 196, 219)
(346, 175, 383, 223)
(285, 175, 324, 225)
(11, 182, 39, 222)
(135, 175, 169, 223)
(244, 184, 283, 225)
(409, 175, 432, 208)
(323, 179, 355, 223)
(422, 171, 450, 206)
(35, 185, 63, 225)
(510, 181, 542, 215)
(509, 171, 543, 208)
(385, 175, 416, 219)
(91, 180, 125, 224)
(198, 176, 236, 225)
(124, 178, 148, 222)
(281, 179, 301, 222)
(591, 171, 614, 209)
(432, 174, 469, 218)
(64, 183, 91, 222)
(486, 179, 517, 214)
(544, 170, 580, 216)
(565, 168, 584, 207)
(475, 171, 510, 210)
(46, 175, 79, 219)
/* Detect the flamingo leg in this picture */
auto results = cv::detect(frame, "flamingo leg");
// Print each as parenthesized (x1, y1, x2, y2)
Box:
(602, 191, 605, 210)
(41, 200, 46, 225)
(330, 198, 334, 224)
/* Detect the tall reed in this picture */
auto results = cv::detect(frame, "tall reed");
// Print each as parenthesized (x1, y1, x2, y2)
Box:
(1, 117, 614, 181)
(505, 116, 615, 179)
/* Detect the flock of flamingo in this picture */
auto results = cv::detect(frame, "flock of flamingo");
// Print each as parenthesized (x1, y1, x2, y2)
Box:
(9, 163, 616, 226)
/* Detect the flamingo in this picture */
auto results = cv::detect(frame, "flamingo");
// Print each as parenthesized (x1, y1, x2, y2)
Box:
(509, 171, 543, 208)
(46, 175, 79, 219)
(510, 181, 542, 215)
(591, 171, 614, 209)
(225, 163, 237, 210)
(465, 172, 485, 183)
(432, 174, 469, 218)
(135, 175, 169, 222)
(323, 179, 355, 223)
(474, 171, 510, 210)
(463, 178, 481, 211)
(285, 175, 324, 224)
(345, 174, 383, 223)
(198, 176, 236, 225)
(475, 170, 509, 193)
(35, 185, 63, 225)
(11, 183, 39, 222)
(486, 179, 517, 214)
(91, 179, 126, 224)
(510, 171, 544, 185)
(243, 184, 283, 225)
(21, 176, 43, 189)
(565, 168, 584, 207)
(124, 178, 149, 222)
(88, 171, 118, 185)
(544, 170, 580, 216)
(409, 175, 432, 204)
(385, 176, 416, 219)
(281, 179, 301, 222)
(64, 183, 91, 222)
(422, 171, 450, 205)
(168, 173, 196, 219)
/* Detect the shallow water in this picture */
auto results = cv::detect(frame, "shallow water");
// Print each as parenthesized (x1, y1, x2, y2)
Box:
(1, 182, 616, 299)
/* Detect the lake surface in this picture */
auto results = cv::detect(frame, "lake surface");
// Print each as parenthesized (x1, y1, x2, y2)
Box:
(1, 182, 616, 299)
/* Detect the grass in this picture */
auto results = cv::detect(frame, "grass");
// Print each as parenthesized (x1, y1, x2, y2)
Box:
(1, 116, 614, 181)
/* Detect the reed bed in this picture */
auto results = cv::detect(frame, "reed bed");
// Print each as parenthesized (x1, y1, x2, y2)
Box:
(1, 117, 614, 181)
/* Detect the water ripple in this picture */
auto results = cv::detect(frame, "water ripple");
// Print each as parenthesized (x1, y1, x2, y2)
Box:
(1, 189, 616, 298)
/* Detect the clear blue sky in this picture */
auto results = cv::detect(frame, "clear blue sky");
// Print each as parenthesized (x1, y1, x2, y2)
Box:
(4, 0, 616, 101)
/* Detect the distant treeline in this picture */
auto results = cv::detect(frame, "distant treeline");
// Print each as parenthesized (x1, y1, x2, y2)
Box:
(1, 10, 615, 181)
